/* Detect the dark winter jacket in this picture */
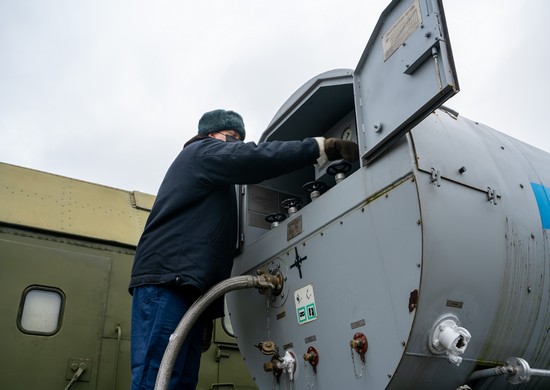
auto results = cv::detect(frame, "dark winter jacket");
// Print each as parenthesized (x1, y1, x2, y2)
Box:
(129, 136, 320, 315)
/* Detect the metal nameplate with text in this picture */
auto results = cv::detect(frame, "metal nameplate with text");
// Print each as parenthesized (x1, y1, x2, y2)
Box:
(287, 215, 303, 241)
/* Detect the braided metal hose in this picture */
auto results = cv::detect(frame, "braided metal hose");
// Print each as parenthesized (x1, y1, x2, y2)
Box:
(155, 274, 279, 390)
(469, 357, 550, 385)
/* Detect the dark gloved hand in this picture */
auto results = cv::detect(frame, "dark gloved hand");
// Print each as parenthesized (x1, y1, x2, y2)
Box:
(324, 138, 359, 162)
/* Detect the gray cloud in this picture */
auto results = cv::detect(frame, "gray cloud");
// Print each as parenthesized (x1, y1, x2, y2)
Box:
(1, 0, 548, 194)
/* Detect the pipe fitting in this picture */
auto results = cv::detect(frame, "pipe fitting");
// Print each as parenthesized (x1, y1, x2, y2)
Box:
(256, 269, 284, 297)
(255, 340, 278, 356)
(276, 350, 297, 381)
(468, 356, 550, 384)
(429, 315, 471, 366)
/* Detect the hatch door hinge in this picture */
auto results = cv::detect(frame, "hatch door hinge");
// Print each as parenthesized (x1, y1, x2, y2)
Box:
(430, 168, 442, 187)
(486, 187, 500, 205)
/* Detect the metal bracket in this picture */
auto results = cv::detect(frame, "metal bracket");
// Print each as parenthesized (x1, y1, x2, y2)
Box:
(65, 358, 92, 382)
(210, 384, 236, 389)
(215, 347, 231, 362)
(486, 187, 499, 205)
(430, 168, 442, 187)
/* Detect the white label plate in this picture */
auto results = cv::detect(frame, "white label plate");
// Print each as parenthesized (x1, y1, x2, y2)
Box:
(294, 284, 318, 325)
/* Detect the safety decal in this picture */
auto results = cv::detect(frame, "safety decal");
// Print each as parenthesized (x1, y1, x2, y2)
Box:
(294, 284, 317, 325)
(531, 182, 550, 229)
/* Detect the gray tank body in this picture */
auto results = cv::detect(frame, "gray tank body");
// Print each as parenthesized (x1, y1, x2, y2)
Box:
(227, 1, 549, 387)
(226, 69, 550, 389)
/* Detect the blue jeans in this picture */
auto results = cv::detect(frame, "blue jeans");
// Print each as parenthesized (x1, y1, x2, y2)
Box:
(131, 285, 205, 390)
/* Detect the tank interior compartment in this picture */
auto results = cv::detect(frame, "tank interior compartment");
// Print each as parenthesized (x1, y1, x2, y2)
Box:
(242, 70, 360, 243)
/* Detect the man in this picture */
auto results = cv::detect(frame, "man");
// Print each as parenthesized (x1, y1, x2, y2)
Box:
(130, 109, 358, 389)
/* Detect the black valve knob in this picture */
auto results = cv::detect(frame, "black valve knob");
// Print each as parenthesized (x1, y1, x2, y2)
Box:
(302, 180, 329, 202)
(302, 180, 329, 194)
(265, 213, 287, 223)
(281, 197, 302, 211)
(326, 161, 352, 176)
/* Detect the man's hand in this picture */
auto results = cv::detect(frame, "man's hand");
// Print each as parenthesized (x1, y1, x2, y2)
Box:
(324, 138, 359, 162)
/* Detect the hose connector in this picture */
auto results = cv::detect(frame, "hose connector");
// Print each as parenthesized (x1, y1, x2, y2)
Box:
(256, 268, 284, 296)
(255, 340, 278, 356)
(429, 315, 471, 366)
(468, 356, 550, 384)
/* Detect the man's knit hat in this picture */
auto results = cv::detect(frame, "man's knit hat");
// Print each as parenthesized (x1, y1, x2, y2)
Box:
(198, 109, 246, 141)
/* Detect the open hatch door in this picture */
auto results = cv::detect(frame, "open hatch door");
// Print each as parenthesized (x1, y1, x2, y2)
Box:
(354, 0, 458, 163)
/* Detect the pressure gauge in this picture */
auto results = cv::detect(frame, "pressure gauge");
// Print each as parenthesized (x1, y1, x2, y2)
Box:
(341, 127, 353, 141)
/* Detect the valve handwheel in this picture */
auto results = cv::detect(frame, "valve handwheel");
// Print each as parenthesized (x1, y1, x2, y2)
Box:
(281, 197, 302, 210)
(265, 213, 287, 223)
(326, 161, 352, 176)
(302, 181, 329, 194)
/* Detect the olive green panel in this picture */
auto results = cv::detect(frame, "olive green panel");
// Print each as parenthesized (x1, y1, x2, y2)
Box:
(214, 313, 237, 344)
(0, 227, 258, 389)
(98, 249, 134, 389)
(218, 347, 258, 390)
(0, 232, 111, 389)
(0, 162, 154, 246)
(132, 190, 155, 211)
(101, 249, 134, 343)
(197, 344, 219, 390)
(97, 338, 131, 390)
(197, 320, 258, 390)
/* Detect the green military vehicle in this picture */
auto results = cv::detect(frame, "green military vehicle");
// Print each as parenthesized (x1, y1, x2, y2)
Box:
(0, 162, 257, 389)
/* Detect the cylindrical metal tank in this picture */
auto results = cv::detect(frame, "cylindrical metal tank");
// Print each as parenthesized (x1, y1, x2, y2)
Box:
(227, 106, 550, 389)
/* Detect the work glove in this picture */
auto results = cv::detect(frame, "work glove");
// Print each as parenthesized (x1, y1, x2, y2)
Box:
(324, 138, 359, 162)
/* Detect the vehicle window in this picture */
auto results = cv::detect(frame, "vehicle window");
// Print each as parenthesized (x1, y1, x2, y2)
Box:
(18, 286, 64, 335)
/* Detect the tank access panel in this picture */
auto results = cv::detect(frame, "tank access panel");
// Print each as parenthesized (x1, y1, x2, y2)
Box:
(354, 0, 458, 163)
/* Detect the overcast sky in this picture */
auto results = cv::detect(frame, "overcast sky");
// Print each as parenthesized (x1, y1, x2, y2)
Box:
(1, 0, 549, 194)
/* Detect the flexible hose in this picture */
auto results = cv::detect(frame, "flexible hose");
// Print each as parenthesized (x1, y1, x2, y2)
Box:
(469, 358, 550, 383)
(468, 366, 516, 381)
(154, 275, 271, 390)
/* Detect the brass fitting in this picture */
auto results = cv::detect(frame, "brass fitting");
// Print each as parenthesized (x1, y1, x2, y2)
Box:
(303, 346, 319, 373)
(263, 361, 276, 372)
(255, 340, 278, 356)
(256, 269, 284, 296)
(350, 332, 368, 363)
